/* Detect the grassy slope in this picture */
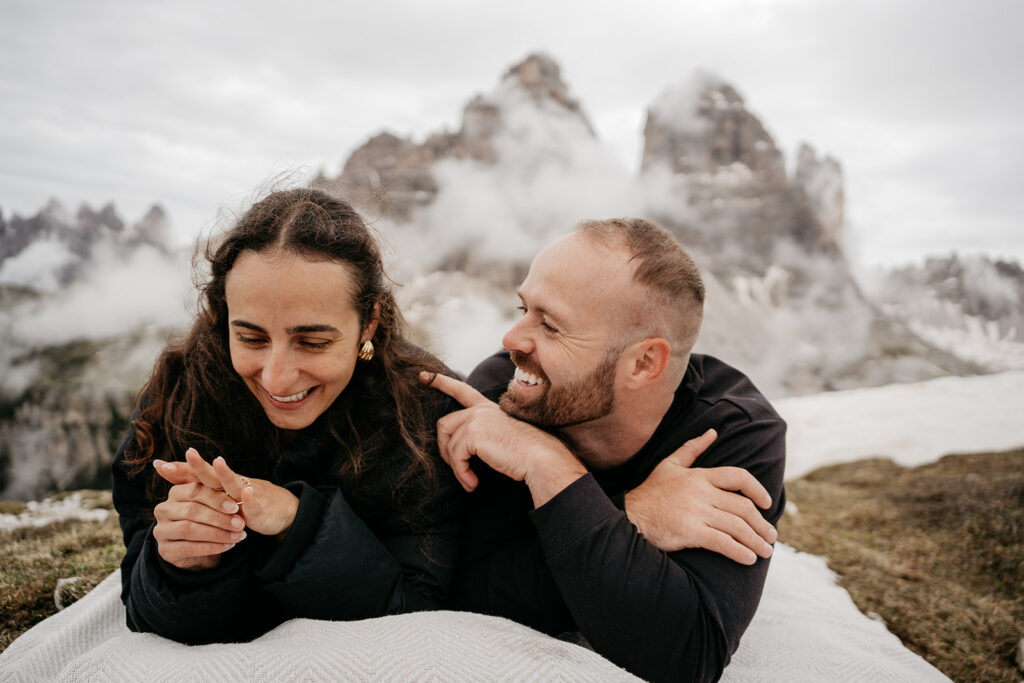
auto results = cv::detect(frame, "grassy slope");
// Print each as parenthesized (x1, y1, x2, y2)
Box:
(779, 448, 1023, 683)
(1, 451, 1021, 682)
(0, 493, 123, 651)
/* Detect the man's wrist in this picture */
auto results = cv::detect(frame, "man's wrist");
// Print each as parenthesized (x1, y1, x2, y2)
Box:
(523, 444, 588, 508)
(623, 489, 649, 537)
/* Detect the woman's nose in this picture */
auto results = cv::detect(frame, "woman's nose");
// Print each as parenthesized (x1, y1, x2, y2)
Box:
(261, 347, 299, 394)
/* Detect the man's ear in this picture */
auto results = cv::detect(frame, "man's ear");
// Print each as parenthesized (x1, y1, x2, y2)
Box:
(363, 301, 381, 342)
(622, 338, 671, 389)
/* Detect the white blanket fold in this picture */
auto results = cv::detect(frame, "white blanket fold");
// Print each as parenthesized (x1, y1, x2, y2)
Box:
(0, 544, 948, 682)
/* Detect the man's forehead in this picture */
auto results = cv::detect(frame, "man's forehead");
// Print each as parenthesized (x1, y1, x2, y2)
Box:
(521, 233, 636, 312)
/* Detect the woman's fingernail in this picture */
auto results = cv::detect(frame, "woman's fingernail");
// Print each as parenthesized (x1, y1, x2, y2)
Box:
(223, 543, 235, 550)
(230, 516, 244, 529)
(223, 500, 240, 513)
(230, 531, 246, 542)
(161, 462, 176, 472)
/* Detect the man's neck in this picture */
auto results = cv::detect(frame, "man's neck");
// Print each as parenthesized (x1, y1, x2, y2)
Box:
(560, 383, 677, 470)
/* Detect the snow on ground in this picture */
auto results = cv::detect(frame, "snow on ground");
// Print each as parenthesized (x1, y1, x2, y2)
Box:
(777, 369, 1024, 480)
(0, 493, 111, 533)
(724, 543, 948, 681)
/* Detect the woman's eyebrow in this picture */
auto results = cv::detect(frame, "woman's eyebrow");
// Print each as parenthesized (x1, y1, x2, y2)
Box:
(288, 324, 340, 334)
(230, 319, 265, 332)
(229, 321, 339, 335)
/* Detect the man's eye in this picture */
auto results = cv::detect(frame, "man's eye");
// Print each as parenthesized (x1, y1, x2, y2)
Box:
(540, 321, 557, 333)
(516, 305, 527, 315)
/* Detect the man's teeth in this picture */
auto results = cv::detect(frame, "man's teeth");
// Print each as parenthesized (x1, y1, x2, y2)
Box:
(270, 387, 313, 403)
(514, 367, 545, 386)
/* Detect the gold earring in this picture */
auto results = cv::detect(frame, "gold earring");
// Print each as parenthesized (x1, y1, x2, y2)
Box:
(358, 340, 375, 361)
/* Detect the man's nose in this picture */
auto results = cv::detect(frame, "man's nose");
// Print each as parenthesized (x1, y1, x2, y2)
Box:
(502, 316, 534, 355)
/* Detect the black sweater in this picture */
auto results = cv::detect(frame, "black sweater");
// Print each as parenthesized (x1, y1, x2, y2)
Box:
(112, 385, 461, 645)
(452, 351, 787, 683)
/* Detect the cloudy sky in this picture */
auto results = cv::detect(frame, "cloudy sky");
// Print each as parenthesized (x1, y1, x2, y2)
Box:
(1, 0, 1021, 267)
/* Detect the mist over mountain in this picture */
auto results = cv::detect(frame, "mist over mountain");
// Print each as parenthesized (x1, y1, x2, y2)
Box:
(314, 53, 983, 395)
(1, 53, 1020, 500)
(866, 254, 1024, 371)
(0, 201, 190, 500)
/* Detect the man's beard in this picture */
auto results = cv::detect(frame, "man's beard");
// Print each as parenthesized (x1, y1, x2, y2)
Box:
(499, 350, 618, 429)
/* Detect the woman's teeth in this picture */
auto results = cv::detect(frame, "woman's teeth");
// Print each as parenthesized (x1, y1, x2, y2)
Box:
(514, 367, 545, 386)
(270, 387, 313, 403)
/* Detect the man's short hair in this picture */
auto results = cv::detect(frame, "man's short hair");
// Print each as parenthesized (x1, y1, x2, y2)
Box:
(575, 218, 705, 365)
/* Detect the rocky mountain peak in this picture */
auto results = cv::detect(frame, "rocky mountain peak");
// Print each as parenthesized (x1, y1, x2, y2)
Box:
(128, 204, 170, 250)
(794, 143, 844, 247)
(76, 202, 125, 234)
(642, 71, 784, 180)
(500, 53, 591, 128)
(315, 52, 597, 220)
(0, 201, 173, 290)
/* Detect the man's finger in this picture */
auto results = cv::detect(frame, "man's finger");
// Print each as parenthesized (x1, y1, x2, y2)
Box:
(665, 429, 717, 469)
(437, 413, 479, 492)
(707, 507, 774, 559)
(420, 371, 489, 408)
(707, 467, 772, 510)
(713, 491, 778, 545)
(699, 527, 759, 566)
(436, 410, 470, 467)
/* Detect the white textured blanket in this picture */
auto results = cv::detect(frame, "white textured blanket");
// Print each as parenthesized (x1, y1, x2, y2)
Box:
(0, 544, 948, 682)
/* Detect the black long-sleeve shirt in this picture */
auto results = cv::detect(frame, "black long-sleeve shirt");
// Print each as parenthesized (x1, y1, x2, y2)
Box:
(452, 351, 786, 683)
(112, 389, 461, 645)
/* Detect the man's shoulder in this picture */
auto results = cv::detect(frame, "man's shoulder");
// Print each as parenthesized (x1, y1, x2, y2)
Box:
(686, 353, 783, 426)
(466, 350, 514, 402)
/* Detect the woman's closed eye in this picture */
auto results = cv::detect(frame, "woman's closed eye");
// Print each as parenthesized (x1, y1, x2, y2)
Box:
(299, 339, 334, 350)
(237, 335, 267, 346)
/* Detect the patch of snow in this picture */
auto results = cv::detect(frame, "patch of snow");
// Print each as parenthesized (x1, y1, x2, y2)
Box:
(0, 493, 110, 532)
(777, 370, 1024, 479)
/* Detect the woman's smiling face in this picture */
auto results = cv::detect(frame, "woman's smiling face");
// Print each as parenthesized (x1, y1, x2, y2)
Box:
(224, 249, 375, 430)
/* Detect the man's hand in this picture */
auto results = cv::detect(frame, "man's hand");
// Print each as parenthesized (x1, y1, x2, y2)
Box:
(624, 429, 778, 565)
(421, 372, 587, 506)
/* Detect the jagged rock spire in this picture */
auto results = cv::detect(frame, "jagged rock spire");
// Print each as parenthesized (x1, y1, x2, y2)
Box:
(641, 71, 784, 180)
(316, 52, 597, 220)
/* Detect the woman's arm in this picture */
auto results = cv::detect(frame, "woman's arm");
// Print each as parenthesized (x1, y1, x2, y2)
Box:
(111, 431, 279, 644)
(253, 475, 462, 619)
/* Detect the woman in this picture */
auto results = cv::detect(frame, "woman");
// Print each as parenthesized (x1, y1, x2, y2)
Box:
(112, 188, 460, 645)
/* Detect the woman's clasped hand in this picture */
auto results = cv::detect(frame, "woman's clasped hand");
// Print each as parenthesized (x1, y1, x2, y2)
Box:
(151, 448, 299, 570)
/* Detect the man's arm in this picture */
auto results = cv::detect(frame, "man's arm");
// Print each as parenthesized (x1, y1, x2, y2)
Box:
(424, 371, 785, 682)
(423, 370, 775, 558)
(531, 417, 786, 682)
(624, 429, 777, 563)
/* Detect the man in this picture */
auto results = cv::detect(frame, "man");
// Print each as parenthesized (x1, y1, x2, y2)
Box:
(422, 218, 786, 683)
